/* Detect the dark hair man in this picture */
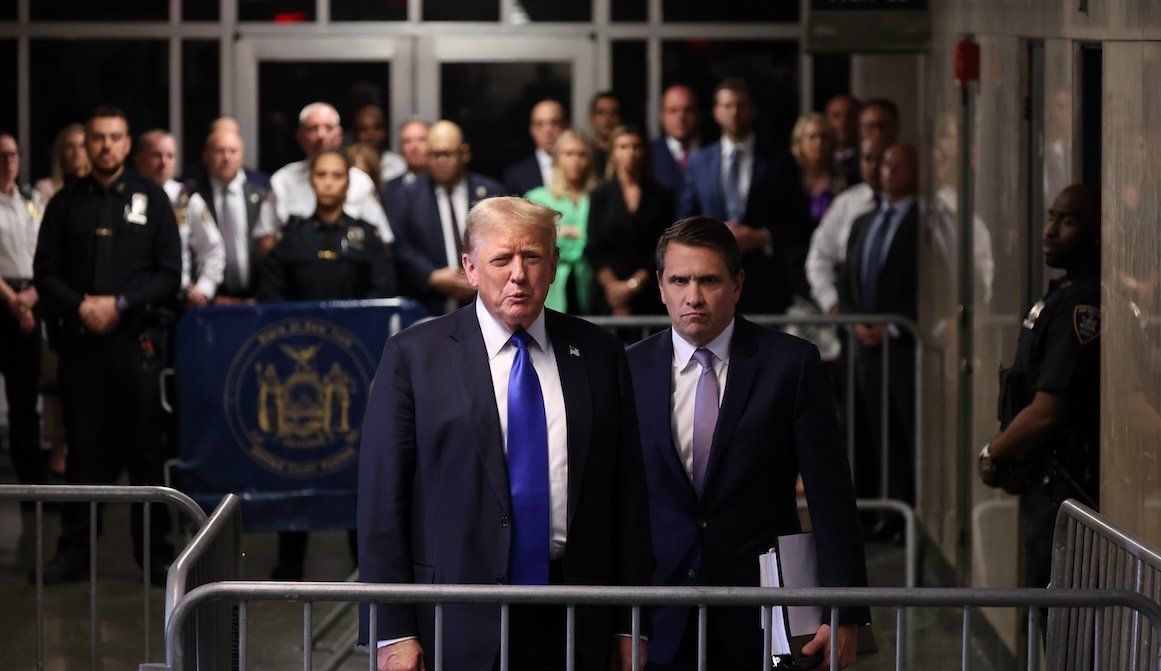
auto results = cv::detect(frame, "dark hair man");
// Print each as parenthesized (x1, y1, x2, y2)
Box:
(33, 106, 181, 585)
(628, 216, 867, 669)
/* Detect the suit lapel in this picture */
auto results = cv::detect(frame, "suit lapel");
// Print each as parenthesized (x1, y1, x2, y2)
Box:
(547, 312, 592, 530)
(420, 179, 447, 262)
(846, 212, 872, 308)
(703, 318, 759, 494)
(449, 308, 512, 514)
(243, 183, 263, 238)
(200, 184, 218, 221)
(647, 331, 698, 500)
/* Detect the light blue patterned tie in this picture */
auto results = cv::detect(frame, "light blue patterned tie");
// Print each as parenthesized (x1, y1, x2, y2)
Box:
(724, 147, 743, 222)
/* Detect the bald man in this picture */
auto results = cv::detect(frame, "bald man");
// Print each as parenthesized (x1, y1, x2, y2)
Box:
(254, 102, 393, 251)
(390, 121, 504, 315)
(502, 99, 568, 196)
(183, 116, 270, 190)
(193, 128, 270, 301)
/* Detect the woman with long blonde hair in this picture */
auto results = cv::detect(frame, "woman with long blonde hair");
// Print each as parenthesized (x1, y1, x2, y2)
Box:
(524, 129, 597, 314)
(34, 123, 90, 203)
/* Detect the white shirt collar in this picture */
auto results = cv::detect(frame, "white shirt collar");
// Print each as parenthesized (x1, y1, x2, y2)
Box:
(720, 134, 755, 157)
(881, 194, 916, 215)
(666, 135, 699, 158)
(476, 297, 549, 360)
(672, 318, 735, 370)
(535, 148, 553, 167)
(435, 175, 468, 196)
(212, 171, 247, 195)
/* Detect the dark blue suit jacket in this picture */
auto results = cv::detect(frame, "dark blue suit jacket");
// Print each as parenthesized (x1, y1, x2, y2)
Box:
(627, 317, 868, 666)
(501, 153, 544, 196)
(390, 172, 505, 314)
(358, 305, 654, 671)
(650, 136, 684, 198)
(677, 141, 811, 314)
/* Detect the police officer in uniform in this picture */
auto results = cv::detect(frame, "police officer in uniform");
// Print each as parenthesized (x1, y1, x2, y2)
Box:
(257, 148, 395, 579)
(0, 131, 46, 487)
(979, 184, 1101, 590)
(33, 107, 181, 585)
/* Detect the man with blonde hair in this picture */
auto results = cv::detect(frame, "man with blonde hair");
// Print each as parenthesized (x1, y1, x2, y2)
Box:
(359, 195, 653, 671)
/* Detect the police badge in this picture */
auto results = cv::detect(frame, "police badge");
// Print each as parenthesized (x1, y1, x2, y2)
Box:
(346, 226, 365, 251)
(1073, 305, 1100, 344)
(126, 192, 149, 225)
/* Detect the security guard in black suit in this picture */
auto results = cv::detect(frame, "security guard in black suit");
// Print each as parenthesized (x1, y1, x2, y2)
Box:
(256, 149, 395, 579)
(32, 107, 182, 585)
(979, 184, 1101, 590)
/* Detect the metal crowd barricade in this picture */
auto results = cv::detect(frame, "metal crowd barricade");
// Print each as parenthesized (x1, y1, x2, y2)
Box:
(164, 493, 244, 671)
(1046, 499, 1161, 671)
(586, 313, 924, 587)
(146, 582, 1161, 671)
(0, 484, 208, 670)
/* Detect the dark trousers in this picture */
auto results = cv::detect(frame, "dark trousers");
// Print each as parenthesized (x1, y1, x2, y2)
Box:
(0, 308, 43, 484)
(56, 333, 173, 566)
(646, 608, 754, 671)
(500, 560, 569, 671)
(852, 339, 916, 505)
(276, 528, 358, 570)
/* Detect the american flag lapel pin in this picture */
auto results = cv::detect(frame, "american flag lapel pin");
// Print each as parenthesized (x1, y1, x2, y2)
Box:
(569, 345, 580, 357)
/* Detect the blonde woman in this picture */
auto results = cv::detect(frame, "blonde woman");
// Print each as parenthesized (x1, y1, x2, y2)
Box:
(791, 112, 847, 226)
(34, 123, 90, 203)
(524, 129, 597, 314)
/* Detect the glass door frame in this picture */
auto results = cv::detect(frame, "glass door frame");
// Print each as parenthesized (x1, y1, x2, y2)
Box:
(414, 35, 598, 130)
(232, 35, 414, 168)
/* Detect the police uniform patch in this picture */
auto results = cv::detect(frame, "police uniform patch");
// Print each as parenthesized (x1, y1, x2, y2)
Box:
(1073, 305, 1100, 344)
(127, 193, 148, 225)
(346, 226, 365, 251)
(1023, 299, 1046, 330)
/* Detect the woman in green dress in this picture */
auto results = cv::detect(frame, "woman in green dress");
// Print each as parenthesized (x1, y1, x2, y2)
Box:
(524, 129, 597, 314)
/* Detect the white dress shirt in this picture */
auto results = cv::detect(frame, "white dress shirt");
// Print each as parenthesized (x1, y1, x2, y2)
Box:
(164, 179, 226, 298)
(670, 321, 733, 480)
(718, 134, 755, 215)
(380, 150, 408, 184)
(805, 182, 877, 313)
(255, 159, 394, 243)
(535, 149, 553, 188)
(212, 172, 252, 292)
(665, 135, 700, 166)
(0, 188, 40, 279)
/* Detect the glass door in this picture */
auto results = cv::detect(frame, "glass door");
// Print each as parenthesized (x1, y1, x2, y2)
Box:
(416, 36, 597, 182)
(233, 36, 413, 173)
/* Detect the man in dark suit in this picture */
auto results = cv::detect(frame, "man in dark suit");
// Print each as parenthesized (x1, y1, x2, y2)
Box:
(502, 99, 567, 196)
(627, 217, 867, 670)
(650, 84, 700, 199)
(379, 118, 430, 221)
(825, 94, 861, 187)
(392, 120, 505, 315)
(195, 127, 269, 302)
(838, 143, 920, 519)
(359, 196, 653, 671)
(677, 78, 811, 315)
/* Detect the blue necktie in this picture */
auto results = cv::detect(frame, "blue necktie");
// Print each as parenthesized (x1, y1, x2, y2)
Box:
(723, 146, 743, 222)
(860, 204, 895, 312)
(506, 329, 550, 585)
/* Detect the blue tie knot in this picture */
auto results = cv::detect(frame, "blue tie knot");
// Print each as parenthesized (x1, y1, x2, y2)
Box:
(692, 347, 714, 370)
(510, 329, 533, 351)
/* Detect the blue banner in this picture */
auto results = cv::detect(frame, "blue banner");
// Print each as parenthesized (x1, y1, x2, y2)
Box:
(174, 299, 428, 531)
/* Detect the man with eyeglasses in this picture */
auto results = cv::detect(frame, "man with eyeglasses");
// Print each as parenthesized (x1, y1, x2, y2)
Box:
(390, 120, 504, 315)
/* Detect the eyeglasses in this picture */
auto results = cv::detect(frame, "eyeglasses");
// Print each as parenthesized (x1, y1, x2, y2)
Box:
(0, 151, 18, 161)
(428, 150, 460, 161)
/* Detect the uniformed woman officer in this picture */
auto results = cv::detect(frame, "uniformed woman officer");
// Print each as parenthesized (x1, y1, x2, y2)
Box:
(257, 148, 396, 579)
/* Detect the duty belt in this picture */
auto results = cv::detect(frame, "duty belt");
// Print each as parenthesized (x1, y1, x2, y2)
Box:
(3, 277, 33, 291)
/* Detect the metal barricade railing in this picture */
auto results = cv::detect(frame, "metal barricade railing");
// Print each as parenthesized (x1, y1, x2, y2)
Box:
(145, 583, 1161, 671)
(1047, 499, 1161, 671)
(164, 493, 243, 671)
(0, 484, 208, 670)
(586, 312, 925, 586)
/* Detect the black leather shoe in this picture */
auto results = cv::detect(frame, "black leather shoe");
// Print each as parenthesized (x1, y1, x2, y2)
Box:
(270, 563, 304, 580)
(31, 553, 89, 585)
